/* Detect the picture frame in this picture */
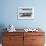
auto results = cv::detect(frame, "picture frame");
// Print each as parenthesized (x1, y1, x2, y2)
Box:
(17, 7, 34, 19)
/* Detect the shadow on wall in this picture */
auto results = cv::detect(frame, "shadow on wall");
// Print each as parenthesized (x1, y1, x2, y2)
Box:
(0, 24, 7, 43)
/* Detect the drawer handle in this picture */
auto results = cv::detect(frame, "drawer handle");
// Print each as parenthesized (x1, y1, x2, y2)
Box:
(32, 39, 36, 40)
(9, 38, 13, 40)
(9, 38, 12, 40)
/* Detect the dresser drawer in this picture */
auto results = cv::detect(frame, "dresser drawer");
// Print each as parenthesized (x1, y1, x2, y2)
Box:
(32, 36, 45, 44)
(3, 36, 23, 46)
(32, 44, 44, 46)
(24, 32, 44, 36)
(3, 32, 23, 36)
(24, 36, 32, 46)
(3, 42, 23, 46)
(3, 35, 23, 44)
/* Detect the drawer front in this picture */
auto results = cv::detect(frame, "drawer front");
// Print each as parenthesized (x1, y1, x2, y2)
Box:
(3, 36, 23, 44)
(32, 36, 45, 44)
(32, 44, 44, 46)
(24, 36, 32, 46)
(3, 43, 23, 46)
(24, 32, 45, 36)
(3, 32, 23, 36)
(24, 32, 45, 46)
(3, 35, 23, 46)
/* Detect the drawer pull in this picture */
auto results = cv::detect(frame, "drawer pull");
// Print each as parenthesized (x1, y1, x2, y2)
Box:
(9, 38, 13, 40)
(32, 39, 36, 40)
(9, 38, 12, 40)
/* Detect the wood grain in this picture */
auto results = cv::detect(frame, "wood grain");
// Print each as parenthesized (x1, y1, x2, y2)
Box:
(2, 32, 45, 46)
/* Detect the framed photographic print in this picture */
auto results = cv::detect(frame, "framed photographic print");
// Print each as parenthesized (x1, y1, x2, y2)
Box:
(18, 7, 34, 19)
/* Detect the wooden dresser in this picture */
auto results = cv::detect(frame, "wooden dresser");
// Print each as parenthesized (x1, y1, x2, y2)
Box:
(2, 32, 45, 46)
